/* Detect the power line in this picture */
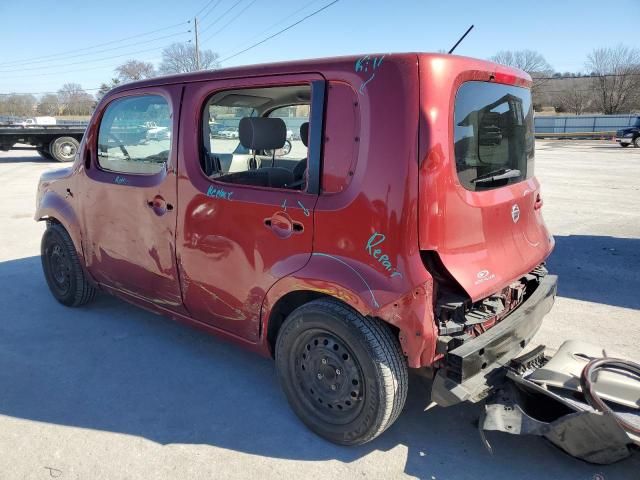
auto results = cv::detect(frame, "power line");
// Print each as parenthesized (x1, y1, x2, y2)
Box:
(218, 0, 340, 63)
(1, 1, 340, 94)
(0, 32, 190, 75)
(200, 0, 224, 22)
(0, 30, 190, 71)
(199, 0, 245, 35)
(0, 87, 103, 97)
(221, 0, 323, 54)
(201, 0, 258, 44)
(0, 46, 183, 80)
(0, 21, 189, 68)
(195, 0, 217, 17)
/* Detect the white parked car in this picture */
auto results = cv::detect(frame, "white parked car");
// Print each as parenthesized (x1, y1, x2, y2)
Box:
(219, 128, 239, 139)
(142, 121, 171, 141)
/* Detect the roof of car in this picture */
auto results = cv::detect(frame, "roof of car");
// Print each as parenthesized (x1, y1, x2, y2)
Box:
(107, 52, 528, 96)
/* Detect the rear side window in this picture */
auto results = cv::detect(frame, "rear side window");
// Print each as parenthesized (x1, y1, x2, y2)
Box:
(454, 81, 534, 191)
(98, 95, 171, 175)
(201, 84, 311, 191)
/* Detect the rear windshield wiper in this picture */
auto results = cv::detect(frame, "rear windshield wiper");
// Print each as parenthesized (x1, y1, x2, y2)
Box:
(471, 168, 521, 184)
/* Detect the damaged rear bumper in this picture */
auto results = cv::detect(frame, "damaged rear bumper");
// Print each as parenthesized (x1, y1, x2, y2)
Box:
(431, 274, 558, 406)
(482, 343, 640, 464)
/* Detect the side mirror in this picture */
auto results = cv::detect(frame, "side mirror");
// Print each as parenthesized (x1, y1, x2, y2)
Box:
(265, 140, 292, 157)
(277, 140, 292, 157)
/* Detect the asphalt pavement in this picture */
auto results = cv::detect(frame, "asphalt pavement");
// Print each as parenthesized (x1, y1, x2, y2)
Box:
(0, 141, 638, 479)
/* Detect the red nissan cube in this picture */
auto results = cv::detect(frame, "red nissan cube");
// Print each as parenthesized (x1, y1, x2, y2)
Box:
(35, 52, 557, 445)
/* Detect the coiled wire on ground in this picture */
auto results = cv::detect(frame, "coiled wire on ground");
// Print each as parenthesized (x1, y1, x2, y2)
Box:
(580, 357, 640, 436)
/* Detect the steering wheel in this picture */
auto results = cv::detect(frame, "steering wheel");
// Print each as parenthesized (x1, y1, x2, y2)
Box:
(107, 132, 131, 161)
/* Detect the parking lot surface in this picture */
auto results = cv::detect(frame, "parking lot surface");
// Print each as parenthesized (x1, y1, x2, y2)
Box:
(1, 140, 638, 479)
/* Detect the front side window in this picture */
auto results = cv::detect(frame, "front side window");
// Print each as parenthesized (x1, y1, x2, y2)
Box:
(454, 81, 534, 191)
(98, 95, 171, 175)
(201, 85, 311, 190)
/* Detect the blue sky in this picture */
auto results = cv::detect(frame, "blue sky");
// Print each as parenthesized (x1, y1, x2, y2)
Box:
(0, 0, 637, 95)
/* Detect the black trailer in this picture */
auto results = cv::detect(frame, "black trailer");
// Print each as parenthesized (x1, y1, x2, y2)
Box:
(0, 124, 86, 162)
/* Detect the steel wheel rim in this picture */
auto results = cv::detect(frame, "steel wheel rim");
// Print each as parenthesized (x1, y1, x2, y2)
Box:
(47, 242, 71, 295)
(57, 141, 77, 160)
(292, 328, 365, 425)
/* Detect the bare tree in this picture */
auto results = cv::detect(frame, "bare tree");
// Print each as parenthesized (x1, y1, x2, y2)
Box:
(0, 94, 37, 116)
(36, 94, 60, 116)
(57, 83, 94, 116)
(115, 60, 155, 82)
(491, 50, 553, 74)
(158, 42, 219, 74)
(586, 44, 640, 114)
(490, 50, 554, 95)
(554, 88, 592, 115)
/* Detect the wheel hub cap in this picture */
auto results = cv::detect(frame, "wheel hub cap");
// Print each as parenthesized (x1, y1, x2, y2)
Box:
(58, 142, 77, 159)
(48, 243, 71, 294)
(295, 331, 364, 423)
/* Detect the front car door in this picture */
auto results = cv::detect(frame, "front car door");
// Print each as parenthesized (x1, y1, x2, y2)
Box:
(177, 74, 325, 341)
(79, 86, 184, 310)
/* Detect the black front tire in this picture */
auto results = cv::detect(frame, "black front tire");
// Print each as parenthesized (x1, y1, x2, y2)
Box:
(41, 223, 96, 307)
(634, 137, 640, 148)
(620, 143, 629, 148)
(275, 298, 408, 445)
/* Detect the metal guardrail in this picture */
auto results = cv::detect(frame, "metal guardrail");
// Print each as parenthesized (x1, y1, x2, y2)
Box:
(534, 131, 616, 139)
(534, 114, 638, 134)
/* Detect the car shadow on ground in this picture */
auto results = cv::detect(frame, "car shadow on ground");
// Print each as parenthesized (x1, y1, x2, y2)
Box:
(547, 235, 640, 310)
(535, 142, 626, 151)
(0, 255, 638, 479)
(0, 151, 49, 164)
(587, 146, 639, 150)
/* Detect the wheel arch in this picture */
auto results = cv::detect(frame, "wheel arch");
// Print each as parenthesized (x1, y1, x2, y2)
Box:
(263, 288, 402, 360)
(261, 253, 437, 368)
(35, 190, 84, 261)
(264, 290, 330, 356)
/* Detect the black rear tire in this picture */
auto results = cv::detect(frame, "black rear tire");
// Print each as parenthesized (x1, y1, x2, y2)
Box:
(36, 148, 53, 160)
(620, 143, 629, 148)
(49, 136, 79, 162)
(41, 223, 96, 307)
(634, 137, 640, 148)
(275, 298, 408, 445)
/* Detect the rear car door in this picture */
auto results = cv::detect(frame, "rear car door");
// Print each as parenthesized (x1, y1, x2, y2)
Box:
(177, 75, 325, 341)
(79, 86, 184, 310)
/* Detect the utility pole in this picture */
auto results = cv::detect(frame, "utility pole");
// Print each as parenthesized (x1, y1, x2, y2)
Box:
(194, 17, 200, 70)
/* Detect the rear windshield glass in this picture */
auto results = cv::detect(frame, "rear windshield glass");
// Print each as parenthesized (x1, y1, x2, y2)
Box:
(454, 81, 534, 191)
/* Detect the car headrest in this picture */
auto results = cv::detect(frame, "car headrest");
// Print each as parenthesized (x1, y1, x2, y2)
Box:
(239, 117, 286, 150)
(300, 122, 309, 147)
